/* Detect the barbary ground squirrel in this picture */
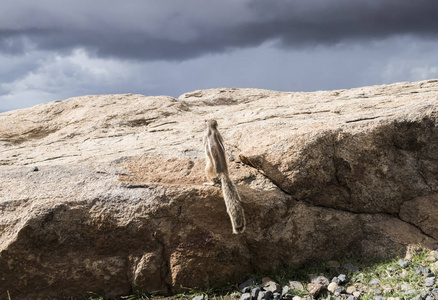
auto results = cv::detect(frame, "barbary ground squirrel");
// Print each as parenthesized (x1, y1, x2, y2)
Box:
(203, 119, 245, 234)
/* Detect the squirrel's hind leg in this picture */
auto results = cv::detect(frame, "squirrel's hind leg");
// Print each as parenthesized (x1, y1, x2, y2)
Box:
(203, 159, 219, 186)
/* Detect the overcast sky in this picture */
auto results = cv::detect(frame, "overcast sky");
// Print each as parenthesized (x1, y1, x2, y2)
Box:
(1, 0, 438, 112)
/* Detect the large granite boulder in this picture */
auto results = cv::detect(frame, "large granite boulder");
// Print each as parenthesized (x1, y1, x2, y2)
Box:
(1, 80, 437, 299)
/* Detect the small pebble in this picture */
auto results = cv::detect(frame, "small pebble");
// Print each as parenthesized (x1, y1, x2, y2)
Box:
(398, 259, 410, 268)
(369, 278, 381, 287)
(311, 275, 330, 286)
(373, 289, 382, 295)
(415, 266, 432, 276)
(263, 291, 273, 299)
(328, 282, 338, 293)
(282, 285, 290, 295)
(289, 281, 304, 291)
(346, 286, 356, 294)
(308, 283, 325, 297)
(338, 274, 349, 284)
(263, 280, 281, 293)
(257, 291, 266, 300)
(373, 297, 387, 300)
(332, 277, 341, 285)
(382, 284, 393, 294)
(192, 295, 205, 300)
(387, 266, 397, 272)
(426, 250, 438, 261)
(405, 289, 417, 296)
(334, 286, 345, 296)
(33, 166, 39, 172)
(251, 287, 261, 299)
(425, 277, 435, 287)
(432, 288, 438, 294)
(240, 293, 251, 300)
(347, 296, 357, 300)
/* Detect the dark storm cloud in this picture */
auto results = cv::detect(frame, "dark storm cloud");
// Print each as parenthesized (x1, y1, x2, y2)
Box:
(1, 0, 438, 61)
(250, 0, 438, 46)
(0, 31, 29, 55)
(229, 0, 438, 50)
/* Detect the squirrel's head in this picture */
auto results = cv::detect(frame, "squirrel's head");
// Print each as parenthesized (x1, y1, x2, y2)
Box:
(205, 119, 218, 129)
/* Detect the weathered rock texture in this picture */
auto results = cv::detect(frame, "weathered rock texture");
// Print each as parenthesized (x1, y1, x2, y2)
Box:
(1, 80, 438, 299)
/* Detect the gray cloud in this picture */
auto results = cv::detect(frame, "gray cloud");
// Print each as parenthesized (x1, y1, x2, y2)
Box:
(248, 0, 438, 42)
(2, 0, 438, 61)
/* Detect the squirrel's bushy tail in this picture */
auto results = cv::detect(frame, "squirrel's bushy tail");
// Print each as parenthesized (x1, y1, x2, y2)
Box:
(221, 175, 246, 234)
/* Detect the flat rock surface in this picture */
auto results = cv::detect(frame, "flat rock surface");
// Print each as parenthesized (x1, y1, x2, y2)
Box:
(1, 80, 438, 299)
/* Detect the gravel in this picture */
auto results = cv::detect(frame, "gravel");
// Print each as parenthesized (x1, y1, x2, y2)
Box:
(234, 249, 438, 300)
(236, 275, 437, 300)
